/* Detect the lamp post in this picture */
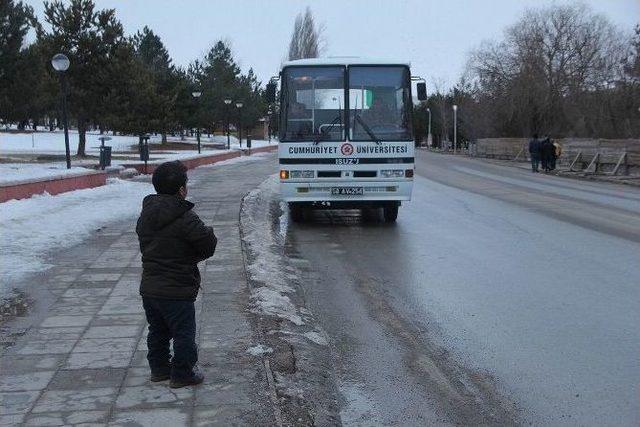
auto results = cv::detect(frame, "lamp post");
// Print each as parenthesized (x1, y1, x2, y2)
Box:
(452, 104, 458, 154)
(267, 107, 273, 143)
(192, 91, 202, 153)
(426, 107, 432, 147)
(236, 101, 244, 148)
(224, 98, 232, 150)
(51, 53, 71, 169)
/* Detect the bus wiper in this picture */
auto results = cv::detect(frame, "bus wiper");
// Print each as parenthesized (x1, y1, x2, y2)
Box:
(313, 113, 343, 145)
(355, 114, 381, 145)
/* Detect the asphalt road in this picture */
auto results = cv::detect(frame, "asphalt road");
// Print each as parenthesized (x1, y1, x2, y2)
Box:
(288, 151, 640, 426)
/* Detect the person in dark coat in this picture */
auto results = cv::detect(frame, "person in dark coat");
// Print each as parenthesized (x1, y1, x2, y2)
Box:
(528, 133, 541, 172)
(541, 137, 555, 172)
(136, 160, 217, 388)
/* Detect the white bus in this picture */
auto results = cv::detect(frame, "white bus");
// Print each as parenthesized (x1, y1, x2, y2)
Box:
(268, 57, 427, 223)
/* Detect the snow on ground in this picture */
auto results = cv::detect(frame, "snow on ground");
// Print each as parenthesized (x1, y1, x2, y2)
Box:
(0, 178, 153, 293)
(0, 150, 276, 296)
(0, 129, 274, 156)
(0, 163, 97, 185)
(0, 130, 277, 183)
(0, 130, 158, 154)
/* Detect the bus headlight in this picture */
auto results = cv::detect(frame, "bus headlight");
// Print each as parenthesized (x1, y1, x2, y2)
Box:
(380, 169, 404, 178)
(289, 170, 314, 179)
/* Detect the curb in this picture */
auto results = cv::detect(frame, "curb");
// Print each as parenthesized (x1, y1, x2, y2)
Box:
(238, 177, 342, 427)
(0, 170, 107, 203)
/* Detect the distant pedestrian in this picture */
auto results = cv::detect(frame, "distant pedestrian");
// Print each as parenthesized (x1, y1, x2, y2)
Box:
(551, 140, 562, 170)
(136, 160, 217, 388)
(528, 133, 541, 172)
(541, 137, 555, 172)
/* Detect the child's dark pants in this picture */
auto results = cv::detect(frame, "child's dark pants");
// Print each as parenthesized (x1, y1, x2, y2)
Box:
(142, 296, 197, 380)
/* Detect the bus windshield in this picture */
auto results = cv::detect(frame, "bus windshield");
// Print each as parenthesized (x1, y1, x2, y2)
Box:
(349, 66, 413, 142)
(280, 66, 345, 142)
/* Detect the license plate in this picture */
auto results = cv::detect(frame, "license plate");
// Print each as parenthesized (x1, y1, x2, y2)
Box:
(331, 187, 364, 196)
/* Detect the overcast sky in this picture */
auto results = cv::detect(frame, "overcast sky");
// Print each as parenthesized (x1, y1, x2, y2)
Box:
(26, 0, 639, 90)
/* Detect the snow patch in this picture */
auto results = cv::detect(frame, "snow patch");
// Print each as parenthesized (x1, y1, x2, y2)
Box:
(0, 178, 152, 293)
(246, 344, 274, 356)
(251, 288, 304, 326)
(303, 331, 329, 346)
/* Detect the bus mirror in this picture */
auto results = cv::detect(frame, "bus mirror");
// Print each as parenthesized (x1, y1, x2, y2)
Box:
(266, 82, 276, 103)
(416, 82, 427, 101)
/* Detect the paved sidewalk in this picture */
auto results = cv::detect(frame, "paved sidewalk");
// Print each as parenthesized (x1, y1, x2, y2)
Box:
(0, 154, 279, 426)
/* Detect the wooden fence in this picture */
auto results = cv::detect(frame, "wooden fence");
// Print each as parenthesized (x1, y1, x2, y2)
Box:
(472, 138, 640, 175)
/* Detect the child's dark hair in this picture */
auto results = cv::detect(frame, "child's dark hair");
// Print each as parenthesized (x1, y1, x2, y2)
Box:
(152, 161, 188, 195)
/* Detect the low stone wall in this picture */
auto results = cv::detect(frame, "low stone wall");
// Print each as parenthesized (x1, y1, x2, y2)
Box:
(122, 145, 278, 175)
(0, 170, 107, 203)
(245, 144, 277, 155)
(474, 138, 640, 174)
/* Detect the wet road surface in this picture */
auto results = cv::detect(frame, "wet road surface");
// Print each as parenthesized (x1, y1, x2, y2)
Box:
(287, 151, 640, 426)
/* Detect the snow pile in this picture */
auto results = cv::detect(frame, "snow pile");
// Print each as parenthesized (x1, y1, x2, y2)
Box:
(0, 178, 153, 293)
(0, 163, 96, 185)
(246, 344, 274, 356)
(240, 175, 305, 326)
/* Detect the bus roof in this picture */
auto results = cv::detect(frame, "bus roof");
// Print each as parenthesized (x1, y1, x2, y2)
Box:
(281, 57, 411, 69)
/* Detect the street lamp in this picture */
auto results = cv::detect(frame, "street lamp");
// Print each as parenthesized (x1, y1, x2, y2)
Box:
(236, 101, 244, 148)
(426, 107, 432, 147)
(452, 104, 458, 154)
(51, 53, 71, 169)
(192, 91, 202, 154)
(267, 107, 273, 143)
(224, 98, 232, 150)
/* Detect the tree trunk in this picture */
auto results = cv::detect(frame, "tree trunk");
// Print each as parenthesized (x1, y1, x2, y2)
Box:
(77, 118, 87, 157)
(161, 133, 167, 144)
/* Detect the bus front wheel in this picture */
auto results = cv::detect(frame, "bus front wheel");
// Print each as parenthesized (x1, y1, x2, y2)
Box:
(383, 203, 399, 223)
(289, 203, 304, 223)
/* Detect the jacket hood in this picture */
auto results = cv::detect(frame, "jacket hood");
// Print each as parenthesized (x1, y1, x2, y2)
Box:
(137, 194, 194, 232)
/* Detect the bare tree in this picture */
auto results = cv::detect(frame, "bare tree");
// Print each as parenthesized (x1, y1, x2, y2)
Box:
(288, 7, 325, 61)
(467, 4, 632, 138)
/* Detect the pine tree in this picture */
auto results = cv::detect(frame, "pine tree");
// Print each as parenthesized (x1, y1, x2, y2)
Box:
(133, 26, 177, 142)
(38, 0, 129, 156)
(0, 0, 40, 127)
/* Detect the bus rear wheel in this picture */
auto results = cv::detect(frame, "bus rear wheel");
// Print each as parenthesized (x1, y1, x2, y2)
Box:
(383, 203, 399, 223)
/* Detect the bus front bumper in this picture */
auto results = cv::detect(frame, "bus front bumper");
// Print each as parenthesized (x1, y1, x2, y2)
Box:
(280, 180, 413, 203)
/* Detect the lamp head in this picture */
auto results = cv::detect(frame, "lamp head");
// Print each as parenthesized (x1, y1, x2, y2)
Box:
(236, 102, 243, 108)
(51, 53, 70, 72)
(192, 91, 202, 98)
